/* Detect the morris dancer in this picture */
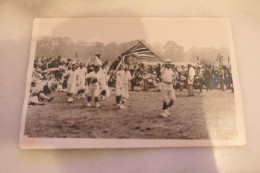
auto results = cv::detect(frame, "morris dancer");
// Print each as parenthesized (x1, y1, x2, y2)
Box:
(115, 64, 132, 109)
(160, 59, 176, 117)
(86, 64, 102, 108)
(99, 61, 110, 100)
(63, 61, 78, 103)
(76, 62, 87, 98)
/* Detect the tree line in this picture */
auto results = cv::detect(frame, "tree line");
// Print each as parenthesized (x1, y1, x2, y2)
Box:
(35, 36, 230, 65)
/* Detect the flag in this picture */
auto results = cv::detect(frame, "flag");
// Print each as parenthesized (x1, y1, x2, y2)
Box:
(121, 41, 163, 62)
(110, 41, 162, 73)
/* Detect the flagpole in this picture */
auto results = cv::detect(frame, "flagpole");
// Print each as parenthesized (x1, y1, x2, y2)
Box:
(114, 55, 125, 73)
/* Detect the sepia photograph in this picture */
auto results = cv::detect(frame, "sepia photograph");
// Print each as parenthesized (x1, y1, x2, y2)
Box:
(19, 17, 245, 148)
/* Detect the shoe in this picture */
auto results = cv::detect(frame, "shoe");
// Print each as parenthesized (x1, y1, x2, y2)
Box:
(48, 96, 54, 102)
(101, 96, 106, 101)
(165, 109, 170, 116)
(116, 104, 120, 108)
(160, 110, 168, 117)
(96, 102, 101, 108)
(86, 103, 91, 107)
(67, 98, 73, 103)
(119, 104, 126, 109)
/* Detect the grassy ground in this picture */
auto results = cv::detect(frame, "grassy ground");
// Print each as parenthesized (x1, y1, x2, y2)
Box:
(24, 88, 237, 140)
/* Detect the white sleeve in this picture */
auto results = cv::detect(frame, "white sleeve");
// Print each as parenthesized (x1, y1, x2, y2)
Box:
(160, 67, 165, 73)
(64, 70, 69, 77)
(85, 72, 91, 79)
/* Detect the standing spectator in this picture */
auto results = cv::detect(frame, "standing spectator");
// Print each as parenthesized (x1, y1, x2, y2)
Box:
(203, 65, 212, 91)
(155, 63, 161, 79)
(196, 66, 204, 93)
(187, 64, 195, 96)
(219, 66, 225, 91)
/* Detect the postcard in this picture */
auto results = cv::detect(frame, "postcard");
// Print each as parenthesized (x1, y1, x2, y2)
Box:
(19, 17, 246, 148)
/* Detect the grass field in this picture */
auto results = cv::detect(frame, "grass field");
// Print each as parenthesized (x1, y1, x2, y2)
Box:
(24, 89, 237, 140)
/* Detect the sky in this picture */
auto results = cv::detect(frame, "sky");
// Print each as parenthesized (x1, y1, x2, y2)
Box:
(36, 17, 232, 50)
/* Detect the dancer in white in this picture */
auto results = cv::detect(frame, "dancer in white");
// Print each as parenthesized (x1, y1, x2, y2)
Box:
(63, 62, 78, 103)
(160, 59, 176, 117)
(86, 64, 102, 108)
(115, 64, 132, 109)
(99, 64, 109, 100)
(76, 62, 87, 98)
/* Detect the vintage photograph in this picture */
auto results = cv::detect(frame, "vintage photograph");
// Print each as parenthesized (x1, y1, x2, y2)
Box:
(19, 18, 245, 148)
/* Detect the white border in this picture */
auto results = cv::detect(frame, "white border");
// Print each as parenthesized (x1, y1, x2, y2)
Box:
(19, 17, 246, 149)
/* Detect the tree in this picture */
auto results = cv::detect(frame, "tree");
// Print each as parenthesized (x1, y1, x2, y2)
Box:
(163, 41, 185, 61)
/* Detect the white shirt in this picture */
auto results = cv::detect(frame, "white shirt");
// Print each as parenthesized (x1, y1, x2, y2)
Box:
(76, 67, 87, 80)
(98, 69, 107, 85)
(189, 67, 196, 76)
(116, 70, 131, 86)
(161, 68, 175, 83)
(65, 70, 78, 83)
(86, 71, 101, 83)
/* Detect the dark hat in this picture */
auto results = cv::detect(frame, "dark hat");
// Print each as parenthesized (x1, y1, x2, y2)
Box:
(95, 54, 101, 59)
